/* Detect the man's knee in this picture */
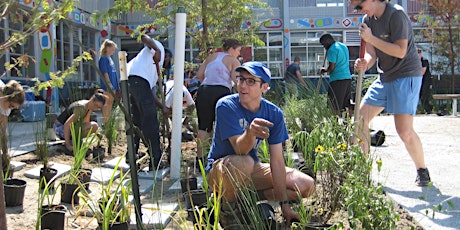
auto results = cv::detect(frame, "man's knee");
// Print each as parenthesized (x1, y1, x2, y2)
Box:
(292, 170, 316, 198)
(223, 155, 255, 175)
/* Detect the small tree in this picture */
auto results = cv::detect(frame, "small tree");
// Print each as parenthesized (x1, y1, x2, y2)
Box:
(99, 0, 268, 59)
(419, 0, 460, 93)
(0, 1, 91, 228)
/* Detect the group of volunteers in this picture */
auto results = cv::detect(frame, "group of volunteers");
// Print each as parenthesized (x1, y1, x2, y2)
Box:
(0, 0, 432, 227)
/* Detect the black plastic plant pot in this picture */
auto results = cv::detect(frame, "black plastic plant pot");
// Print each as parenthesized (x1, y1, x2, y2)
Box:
(60, 182, 80, 205)
(92, 146, 106, 161)
(184, 189, 207, 209)
(97, 221, 130, 230)
(180, 177, 198, 193)
(78, 168, 92, 191)
(41, 204, 67, 230)
(3, 178, 27, 207)
(39, 167, 58, 190)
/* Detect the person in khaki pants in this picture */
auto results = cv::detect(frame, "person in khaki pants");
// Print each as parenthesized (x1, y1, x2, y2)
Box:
(205, 62, 315, 228)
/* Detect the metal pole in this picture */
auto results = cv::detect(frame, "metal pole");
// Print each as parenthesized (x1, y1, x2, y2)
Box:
(170, 6, 187, 180)
(118, 51, 144, 229)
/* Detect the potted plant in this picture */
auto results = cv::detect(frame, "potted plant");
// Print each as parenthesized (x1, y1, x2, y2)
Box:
(1, 132, 27, 208)
(79, 157, 131, 230)
(37, 176, 67, 230)
(33, 122, 58, 190)
(61, 123, 96, 205)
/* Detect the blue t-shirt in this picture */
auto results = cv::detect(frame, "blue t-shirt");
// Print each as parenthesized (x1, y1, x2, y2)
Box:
(327, 42, 351, 82)
(98, 56, 120, 90)
(205, 94, 289, 173)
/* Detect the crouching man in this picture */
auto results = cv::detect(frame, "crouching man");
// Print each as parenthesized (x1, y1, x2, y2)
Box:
(205, 62, 315, 228)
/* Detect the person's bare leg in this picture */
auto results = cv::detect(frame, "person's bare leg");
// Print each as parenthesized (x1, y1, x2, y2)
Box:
(394, 114, 426, 169)
(357, 103, 384, 154)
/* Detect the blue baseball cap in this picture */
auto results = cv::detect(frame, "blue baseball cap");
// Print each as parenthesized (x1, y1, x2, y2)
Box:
(235, 61, 271, 84)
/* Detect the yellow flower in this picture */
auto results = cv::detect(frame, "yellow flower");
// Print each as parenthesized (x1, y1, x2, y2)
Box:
(337, 143, 347, 151)
(315, 145, 325, 153)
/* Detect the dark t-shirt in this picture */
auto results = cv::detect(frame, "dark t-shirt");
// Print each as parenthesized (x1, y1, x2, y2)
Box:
(364, 3, 421, 82)
(285, 63, 300, 83)
(56, 100, 87, 124)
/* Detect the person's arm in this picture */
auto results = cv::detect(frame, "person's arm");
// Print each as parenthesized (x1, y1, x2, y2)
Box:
(295, 69, 307, 87)
(355, 42, 377, 72)
(196, 53, 217, 82)
(269, 143, 300, 226)
(228, 118, 273, 155)
(141, 34, 161, 64)
(63, 114, 76, 151)
(359, 23, 408, 59)
(321, 61, 336, 74)
(421, 60, 427, 76)
(153, 89, 169, 116)
(229, 58, 241, 86)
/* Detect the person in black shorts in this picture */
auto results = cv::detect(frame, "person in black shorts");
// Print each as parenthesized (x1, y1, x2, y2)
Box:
(195, 38, 242, 162)
(320, 33, 352, 116)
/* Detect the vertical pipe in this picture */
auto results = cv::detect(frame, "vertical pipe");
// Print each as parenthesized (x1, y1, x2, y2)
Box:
(170, 7, 187, 179)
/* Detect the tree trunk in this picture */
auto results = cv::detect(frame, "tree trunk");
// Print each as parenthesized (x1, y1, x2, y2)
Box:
(201, 0, 208, 55)
(447, 23, 456, 93)
(0, 155, 8, 230)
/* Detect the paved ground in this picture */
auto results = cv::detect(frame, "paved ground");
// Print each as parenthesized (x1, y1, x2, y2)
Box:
(370, 114, 460, 230)
(6, 114, 460, 229)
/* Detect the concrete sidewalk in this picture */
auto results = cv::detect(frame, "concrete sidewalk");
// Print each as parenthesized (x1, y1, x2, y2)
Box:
(370, 115, 460, 230)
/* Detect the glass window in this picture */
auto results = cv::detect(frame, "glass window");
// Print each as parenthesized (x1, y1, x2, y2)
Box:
(254, 48, 267, 61)
(255, 32, 283, 79)
(5, 10, 34, 78)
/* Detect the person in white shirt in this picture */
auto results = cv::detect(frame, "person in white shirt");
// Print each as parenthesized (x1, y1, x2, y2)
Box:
(127, 34, 165, 170)
(163, 78, 196, 134)
(0, 80, 25, 154)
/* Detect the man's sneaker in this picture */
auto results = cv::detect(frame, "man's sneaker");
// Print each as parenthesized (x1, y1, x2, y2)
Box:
(415, 168, 431, 186)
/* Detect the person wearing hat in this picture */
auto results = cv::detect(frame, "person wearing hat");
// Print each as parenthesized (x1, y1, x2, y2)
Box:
(205, 61, 315, 228)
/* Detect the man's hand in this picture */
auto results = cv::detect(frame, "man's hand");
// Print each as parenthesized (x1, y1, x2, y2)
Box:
(354, 58, 368, 72)
(320, 67, 327, 75)
(359, 23, 373, 42)
(247, 118, 273, 139)
(281, 204, 301, 227)
(162, 106, 170, 117)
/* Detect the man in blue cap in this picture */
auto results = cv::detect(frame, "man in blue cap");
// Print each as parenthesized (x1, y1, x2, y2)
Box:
(205, 61, 315, 228)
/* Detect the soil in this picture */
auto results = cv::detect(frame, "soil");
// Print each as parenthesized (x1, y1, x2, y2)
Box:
(4, 135, 423, 229)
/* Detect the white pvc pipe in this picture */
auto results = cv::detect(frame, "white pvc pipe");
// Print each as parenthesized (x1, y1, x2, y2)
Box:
(170, 7, 187, 179)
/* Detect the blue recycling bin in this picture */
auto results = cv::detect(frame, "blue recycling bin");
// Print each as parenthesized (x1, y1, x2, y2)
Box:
(20, 101, 46, 122)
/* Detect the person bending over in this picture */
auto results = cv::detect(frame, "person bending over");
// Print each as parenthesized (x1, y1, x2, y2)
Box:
(54, 91, 106, 153)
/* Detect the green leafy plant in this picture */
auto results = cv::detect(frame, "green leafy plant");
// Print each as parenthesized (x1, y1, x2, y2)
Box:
(36, 171, 62, 230)
(78, 156, 132, 227)
(1, 126, 12, 182)
(103, 106, 122, 155)
(66, 122, 97, 184)
(34, 122, 50, 170)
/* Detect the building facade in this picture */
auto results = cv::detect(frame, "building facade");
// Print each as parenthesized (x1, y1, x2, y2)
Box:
(1, 0, 431, 83)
